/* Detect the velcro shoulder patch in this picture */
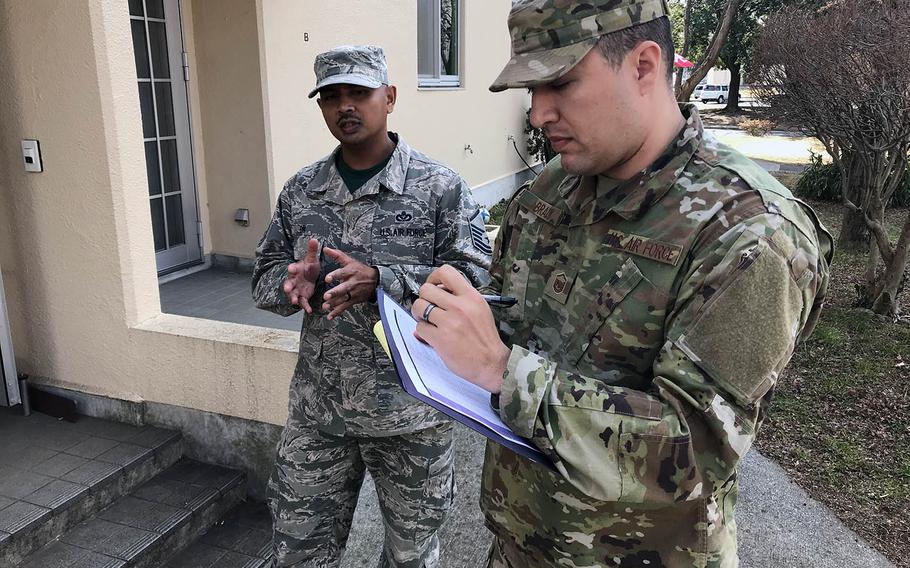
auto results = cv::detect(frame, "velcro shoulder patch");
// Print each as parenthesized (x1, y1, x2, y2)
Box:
(674, 238, 802, 407)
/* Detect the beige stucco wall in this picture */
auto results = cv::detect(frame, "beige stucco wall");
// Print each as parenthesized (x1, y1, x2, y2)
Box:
(259, 0, 531, 200)
(189, 0, 272, 259)
(0, 0, 531, 426)
(179, 0, 213, 258)
(0, 0, 296, 425)
(180, 0, 531, 260)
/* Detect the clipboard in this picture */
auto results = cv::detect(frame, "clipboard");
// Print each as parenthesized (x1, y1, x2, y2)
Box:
(375, 289, 551, 468)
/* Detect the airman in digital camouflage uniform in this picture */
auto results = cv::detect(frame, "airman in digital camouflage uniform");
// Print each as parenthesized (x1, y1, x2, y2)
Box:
(252, 45, 491, 568)
(409, 2, 833, 566)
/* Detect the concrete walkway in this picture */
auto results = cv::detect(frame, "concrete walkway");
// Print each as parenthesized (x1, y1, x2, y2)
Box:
(339, 424, 893, 568)
(705, 127, 826, 168)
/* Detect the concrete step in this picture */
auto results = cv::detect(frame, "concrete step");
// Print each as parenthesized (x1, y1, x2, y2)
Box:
(162, 500, 272, 568)
(15, 458, 245, 568)
(0, 411, 184, 566)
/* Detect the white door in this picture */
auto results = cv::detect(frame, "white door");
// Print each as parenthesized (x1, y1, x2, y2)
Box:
(129, 0, 202, 274)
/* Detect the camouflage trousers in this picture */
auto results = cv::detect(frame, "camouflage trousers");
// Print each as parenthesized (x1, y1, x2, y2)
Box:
(267, 420, 455, 568)
(486, 536, 530, 568)
(486, 535, 740, 568)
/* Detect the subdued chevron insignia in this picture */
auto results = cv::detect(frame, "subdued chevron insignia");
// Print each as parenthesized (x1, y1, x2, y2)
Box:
(469, 210, 494, 256)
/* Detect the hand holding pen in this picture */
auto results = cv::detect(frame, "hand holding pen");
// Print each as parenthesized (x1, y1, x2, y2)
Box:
(480, 294, 517, 307)
(410, 265, 513, 393)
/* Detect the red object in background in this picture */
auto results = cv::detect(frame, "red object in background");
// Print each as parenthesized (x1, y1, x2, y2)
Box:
(674, 53, 694, 68)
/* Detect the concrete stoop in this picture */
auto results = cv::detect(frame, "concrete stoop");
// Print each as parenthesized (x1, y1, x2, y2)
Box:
(0, 408, 270, 567)
(0, 415, 184, 565)
(17, 458, 246, 568)
(162, 500, 272, 568)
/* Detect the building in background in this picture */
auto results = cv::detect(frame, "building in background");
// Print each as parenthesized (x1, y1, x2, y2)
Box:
(0, 0, 533, 492)
(676, 66, 735, 89)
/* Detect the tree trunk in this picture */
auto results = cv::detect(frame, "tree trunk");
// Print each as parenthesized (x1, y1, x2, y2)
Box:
(855, 179, 887, 309)
(838, 152, 871, 249)
(838, 207, 870, 249)
(870, 210, 910, 316)
(674, 0, 695, 94)
(863, 234, 880, 293)
(724, 58, 741, 112)
(677, 0, 742, 102)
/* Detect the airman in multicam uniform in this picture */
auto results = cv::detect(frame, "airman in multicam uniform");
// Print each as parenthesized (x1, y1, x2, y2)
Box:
(410, 2, 834, 567)
(252, 45, 491, 568)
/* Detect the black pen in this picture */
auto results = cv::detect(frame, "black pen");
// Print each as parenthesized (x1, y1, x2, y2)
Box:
(481, 294, 517, 307)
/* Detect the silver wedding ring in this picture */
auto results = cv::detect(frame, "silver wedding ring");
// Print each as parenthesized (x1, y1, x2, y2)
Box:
(422, 302, 437, 324)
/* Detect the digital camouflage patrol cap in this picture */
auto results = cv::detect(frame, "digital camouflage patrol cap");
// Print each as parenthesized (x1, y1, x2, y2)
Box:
(308, 45, 389, 99)
(489, 0, 670, 92)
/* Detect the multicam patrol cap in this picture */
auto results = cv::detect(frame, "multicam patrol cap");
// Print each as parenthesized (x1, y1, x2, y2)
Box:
(308, 45, 390, 99)
(489, 0, 670, 92)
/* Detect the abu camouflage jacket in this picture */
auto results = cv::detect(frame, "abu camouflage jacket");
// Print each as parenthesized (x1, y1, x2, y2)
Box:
(253, 134, 491, 436)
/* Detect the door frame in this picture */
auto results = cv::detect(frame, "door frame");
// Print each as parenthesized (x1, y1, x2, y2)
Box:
(133, 0, 203, 274)
(0, 263, 20, 407)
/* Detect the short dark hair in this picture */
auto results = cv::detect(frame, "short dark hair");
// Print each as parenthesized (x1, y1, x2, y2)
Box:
(596, 16, 675, 83)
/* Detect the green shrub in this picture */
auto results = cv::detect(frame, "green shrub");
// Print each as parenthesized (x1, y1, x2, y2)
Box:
(794, 151, 910, 207)
(794, 152, 841, 202)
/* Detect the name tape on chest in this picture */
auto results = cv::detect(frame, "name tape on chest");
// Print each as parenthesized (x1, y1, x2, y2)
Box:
(376, 226, 429, 238)
(375, 209, 430, 238)
(515, 190, 682, 265)
(604, 229, 683, 266)
(518, 191, 566, 225)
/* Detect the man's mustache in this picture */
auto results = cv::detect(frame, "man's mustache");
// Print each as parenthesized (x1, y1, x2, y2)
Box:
(337, 113, 361, 126)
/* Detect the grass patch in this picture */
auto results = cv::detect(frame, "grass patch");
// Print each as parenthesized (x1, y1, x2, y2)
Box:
(898, 458, 910, 481)
(809, 321, 845, 347)
(755, 195, 910, 566)
(760, 302, 910, 561)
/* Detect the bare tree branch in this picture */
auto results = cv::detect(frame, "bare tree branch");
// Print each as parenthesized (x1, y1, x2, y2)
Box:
(674, 0, 695, 93)
(677, 0, 741, 101)
(751, 0, 910, 315)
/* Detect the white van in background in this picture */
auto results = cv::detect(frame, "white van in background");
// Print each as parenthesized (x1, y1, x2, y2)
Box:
(693, 84, 729, 104)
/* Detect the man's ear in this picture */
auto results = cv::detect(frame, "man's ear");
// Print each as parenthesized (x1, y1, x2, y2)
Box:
(629, 41, 663, 95)
(316, 97, 324, 110)
(385, 85, 397, 113)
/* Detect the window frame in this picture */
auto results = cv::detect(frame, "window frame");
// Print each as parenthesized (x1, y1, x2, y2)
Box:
(418, 0, 464, 89)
